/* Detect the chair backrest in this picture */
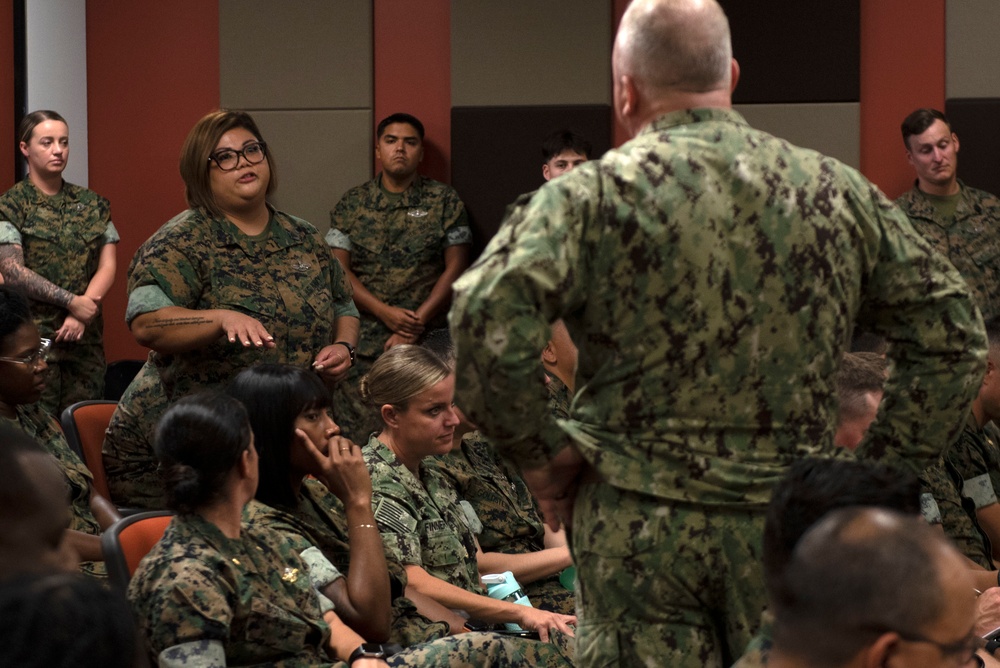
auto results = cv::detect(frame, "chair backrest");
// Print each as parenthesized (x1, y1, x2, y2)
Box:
(60, 400, 118, 500)
(104, 359, 145, 401)
(102, 510, 173, 590)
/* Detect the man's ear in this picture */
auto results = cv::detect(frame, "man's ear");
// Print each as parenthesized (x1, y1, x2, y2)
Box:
(864, 631, 901, 668)
(729, 58, 740, 94)
(541, 341, 557, 365)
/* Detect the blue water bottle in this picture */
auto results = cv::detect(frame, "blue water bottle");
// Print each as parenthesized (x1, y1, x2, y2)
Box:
(482, 570, 532, 631)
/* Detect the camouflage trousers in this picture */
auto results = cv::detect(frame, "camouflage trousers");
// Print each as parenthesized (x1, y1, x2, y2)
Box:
(103, 364, 169, 510)
(572, 483, 766, 668)
(331, 353, 384, 442)
(389, 595, 450, 647)
(38, 342, 105, 418)
(382, 630, 572, 667)
(526, 573, 576, 616)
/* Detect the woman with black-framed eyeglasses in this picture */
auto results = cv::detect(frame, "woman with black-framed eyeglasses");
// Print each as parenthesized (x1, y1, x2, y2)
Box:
(0, 285, 120, 578)
(102, 109, 361, 511)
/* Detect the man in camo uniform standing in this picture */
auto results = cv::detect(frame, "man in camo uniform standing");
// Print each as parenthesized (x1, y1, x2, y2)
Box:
(450, 0, 986, 665)
(327, 113, 471, 441)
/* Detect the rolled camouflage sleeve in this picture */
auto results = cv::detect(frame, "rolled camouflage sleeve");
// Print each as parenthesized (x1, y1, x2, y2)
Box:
(441, 189, 472, 248)
(451, 175, 595, 467)
(854, 183, 987, 473)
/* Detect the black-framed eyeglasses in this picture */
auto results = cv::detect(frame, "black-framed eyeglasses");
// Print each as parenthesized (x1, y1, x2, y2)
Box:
(864, 625, 984, 664)
(0, 338, 51, 367)
(208, 142, 267, 171)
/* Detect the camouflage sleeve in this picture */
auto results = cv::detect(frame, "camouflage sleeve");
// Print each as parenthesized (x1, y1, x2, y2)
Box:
(327, 247, 359, 319)
(125, 219, 205, 323)
(103, 221, 120, 244)
(440, 187, 471, 247)
(947, 430, 999, 509)
(852, 182, 987, 473)
(126, 284, 176, 323)
(329, 188, 361, 244)
(0, 221, 21, 244)
(145, 569, 232, 657)
(371, 494, 423, 568)
(325, 227, 352, 252)
(158, 639, 227, 668)
(451, 176, 595, 467)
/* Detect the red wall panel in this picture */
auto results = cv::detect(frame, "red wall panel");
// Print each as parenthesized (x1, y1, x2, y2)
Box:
(860, 0, 945, 198)
(86, 1, 220, 361)
(373, 0, 451, 182)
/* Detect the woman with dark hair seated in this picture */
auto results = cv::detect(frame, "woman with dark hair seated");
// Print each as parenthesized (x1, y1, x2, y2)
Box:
(0, 286, 119, 578)
(230, 363, 461, 646)
(130, 391, 570, 667)
(361, 345, 577, 644)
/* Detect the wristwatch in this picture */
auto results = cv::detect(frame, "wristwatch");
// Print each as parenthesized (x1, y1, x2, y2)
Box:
(348, 643, 388, 664)
(333, 341, 356, 365)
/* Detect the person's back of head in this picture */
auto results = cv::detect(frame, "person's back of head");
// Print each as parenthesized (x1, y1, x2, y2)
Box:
(154, 392, 252, 514)
(771, 507, 976, 668)
(835, 352, 887, 449)
(762, 458, 920, 598)
(0, 426, 78, 576)
(0, 572, 142, 668)
(615, 0, 732, 96)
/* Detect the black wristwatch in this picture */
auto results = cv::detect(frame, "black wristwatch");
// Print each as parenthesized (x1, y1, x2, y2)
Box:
(348, 643, 389, 664)
(333, 341, 356, 366)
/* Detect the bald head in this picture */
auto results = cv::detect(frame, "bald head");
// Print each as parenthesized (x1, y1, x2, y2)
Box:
(772, 507, 976, 667)
(614, 0, 733, 96)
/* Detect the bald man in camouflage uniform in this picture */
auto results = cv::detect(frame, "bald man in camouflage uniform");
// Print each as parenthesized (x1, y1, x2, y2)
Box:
(0, 180, 117, 415)
(327, 113, 471, 441)
(449, 1, 986, 666)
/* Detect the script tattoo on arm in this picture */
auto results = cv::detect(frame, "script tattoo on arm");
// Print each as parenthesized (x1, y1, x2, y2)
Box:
(0, 244, 75, 308)
(144, 316, 215, 329)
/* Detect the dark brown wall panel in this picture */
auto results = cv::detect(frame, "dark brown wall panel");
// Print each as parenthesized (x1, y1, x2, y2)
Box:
(721, 0, 859, 104)
(451, 105, 612, 257)
(943, 98, 1000, 198)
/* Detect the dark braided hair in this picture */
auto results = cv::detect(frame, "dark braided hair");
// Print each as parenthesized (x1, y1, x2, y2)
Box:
(153, 392, 252, 514)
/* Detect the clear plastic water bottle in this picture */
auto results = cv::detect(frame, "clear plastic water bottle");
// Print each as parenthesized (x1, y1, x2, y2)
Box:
(482, 570, 532, 631)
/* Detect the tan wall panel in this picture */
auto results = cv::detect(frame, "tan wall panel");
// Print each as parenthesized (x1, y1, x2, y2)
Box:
(451, 0, 611, 107)
(252, 110, 373, 236)
(220, 0, 372, 109)
(735, 103, 860, 169)
(946, 0, 1000, 98)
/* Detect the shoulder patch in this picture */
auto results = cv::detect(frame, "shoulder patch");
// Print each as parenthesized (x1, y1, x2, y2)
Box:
(374, 497, 419, 534)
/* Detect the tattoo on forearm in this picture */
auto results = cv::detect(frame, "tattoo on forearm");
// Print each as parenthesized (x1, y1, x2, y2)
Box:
(146, 316, 214, 329)
(0, 245, 75, 307)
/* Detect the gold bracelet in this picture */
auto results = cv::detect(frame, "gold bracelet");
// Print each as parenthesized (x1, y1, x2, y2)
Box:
(352, 524, 377, 530)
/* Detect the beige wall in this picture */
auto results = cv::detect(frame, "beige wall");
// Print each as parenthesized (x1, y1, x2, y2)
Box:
(451, 0, 612, 106)
(736, 103, 861, 169)
(219, 0, 373, 233)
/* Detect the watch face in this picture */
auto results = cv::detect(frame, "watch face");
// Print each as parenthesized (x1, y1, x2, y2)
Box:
(352, 643, 386, 659)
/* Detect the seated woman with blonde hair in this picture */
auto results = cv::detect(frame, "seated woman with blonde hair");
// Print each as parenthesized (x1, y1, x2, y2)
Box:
(360, 345, 577, 645)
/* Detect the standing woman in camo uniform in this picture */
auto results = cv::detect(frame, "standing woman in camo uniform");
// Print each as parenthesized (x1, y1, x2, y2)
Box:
(0, 110, 117, 416)
(102, 109, 361, 510)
